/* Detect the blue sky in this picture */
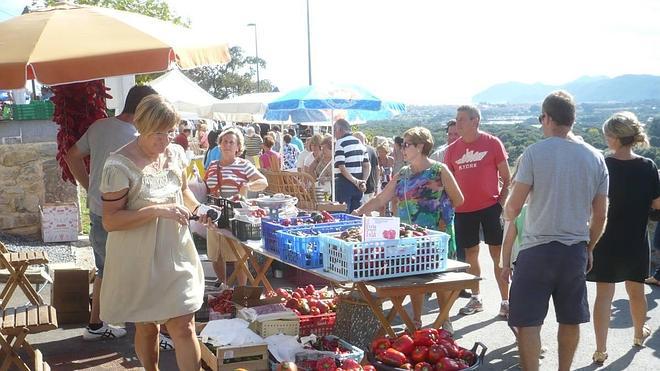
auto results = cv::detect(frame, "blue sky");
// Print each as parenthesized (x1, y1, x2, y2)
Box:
(4, 0, 660, 104)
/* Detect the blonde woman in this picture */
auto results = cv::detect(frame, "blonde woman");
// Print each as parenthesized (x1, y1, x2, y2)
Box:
(587, 112, 660, 364)
(197, 122, 209, 149)
(99, 95, 206, 371)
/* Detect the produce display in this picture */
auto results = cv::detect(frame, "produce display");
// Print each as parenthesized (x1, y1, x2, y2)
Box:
(338, 224, 430, 242)
(276, 285, 336, 315)
(279, 211, 337, 226)
(369, 329, 478, 370)
(207, 289, 234, 315)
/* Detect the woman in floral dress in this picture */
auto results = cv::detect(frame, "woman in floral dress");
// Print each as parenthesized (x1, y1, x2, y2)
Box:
(355, 126, 463, 328)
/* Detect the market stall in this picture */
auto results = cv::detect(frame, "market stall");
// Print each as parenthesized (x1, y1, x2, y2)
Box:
(197, 191, 486, 370)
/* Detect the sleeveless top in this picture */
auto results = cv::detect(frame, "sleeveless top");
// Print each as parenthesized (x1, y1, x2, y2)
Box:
(395, 162, 456, 255)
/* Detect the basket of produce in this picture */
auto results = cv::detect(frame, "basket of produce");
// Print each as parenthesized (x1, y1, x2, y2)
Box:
(276, 285, 338, 336)
(207, 289, 235, 320)
(367, 329, 487, 370)
(295, 335, 364, 371)
(320, 224, 449, 281)
(276, 222, 362, 269)
(261, 212, 361, 254)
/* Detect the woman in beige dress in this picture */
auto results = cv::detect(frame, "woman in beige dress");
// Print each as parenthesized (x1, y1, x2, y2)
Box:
(100, 95, 206, 371)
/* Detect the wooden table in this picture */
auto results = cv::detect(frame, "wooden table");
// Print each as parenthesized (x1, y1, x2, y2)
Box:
(217, 234, 480, 337)
(0, 244, 48, 310)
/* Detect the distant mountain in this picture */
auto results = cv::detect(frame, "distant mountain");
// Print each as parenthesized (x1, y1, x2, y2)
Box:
(474, 74, 660, 103)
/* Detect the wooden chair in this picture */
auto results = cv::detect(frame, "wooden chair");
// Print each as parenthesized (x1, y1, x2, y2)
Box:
(0, 243, 49, 310)
(260, 170, 346, 212)
(0, 304, 57, 371)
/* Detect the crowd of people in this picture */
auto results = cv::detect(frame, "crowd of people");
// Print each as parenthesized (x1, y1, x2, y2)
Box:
(65, 84, 660, 371)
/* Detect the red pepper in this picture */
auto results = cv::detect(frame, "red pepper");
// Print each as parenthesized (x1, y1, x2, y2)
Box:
(414, 362, 433, 371)
(370, 338, 391, 355)
(413, 329, 438, 346)
(392, 334, 415, 355)
(362, 366, 376, 371)
(428, 344, 448, 363)
(315, 356, 337, 370)
(340, 359, 362, 371)
(437, 339, 459, 358)
(411, 345, 429, 363)
(459, 348, 476, 366)
(381, 348, 408, 367)
(434, 357, 462, 370)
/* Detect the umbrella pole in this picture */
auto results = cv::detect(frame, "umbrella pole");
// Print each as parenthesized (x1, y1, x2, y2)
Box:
(331, 110, 335, 202)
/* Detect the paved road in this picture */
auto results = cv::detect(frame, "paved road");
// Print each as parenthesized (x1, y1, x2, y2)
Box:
(5, 243, 660, 370)
(414, 244, 660, 370)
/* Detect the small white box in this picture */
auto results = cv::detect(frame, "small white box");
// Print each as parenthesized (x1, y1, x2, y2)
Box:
(40, 203, 79, 243)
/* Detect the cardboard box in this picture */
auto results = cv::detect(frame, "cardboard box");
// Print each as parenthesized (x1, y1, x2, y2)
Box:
(199, 341, 268, 371)
(231, 286, 284, 309)
(51, 269, 90, 324)
(40, 202, 79, 243)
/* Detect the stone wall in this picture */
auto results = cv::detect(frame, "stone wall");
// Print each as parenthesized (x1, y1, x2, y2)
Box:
(0, 142, 78, 235)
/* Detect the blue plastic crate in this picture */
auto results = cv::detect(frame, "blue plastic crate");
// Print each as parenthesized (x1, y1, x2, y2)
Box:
(320, 230, 449, 281)
(260, 213, 361, 254)
(276, 223, 362, 269)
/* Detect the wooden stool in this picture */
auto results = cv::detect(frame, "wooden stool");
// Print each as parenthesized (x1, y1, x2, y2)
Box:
(0, 242, 49, 310)
(0, 304, 58, 371)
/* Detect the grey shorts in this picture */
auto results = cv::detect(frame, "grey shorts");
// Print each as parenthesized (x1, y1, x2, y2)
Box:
(508, 241, 590, 327)
(89, 213, 108, 278)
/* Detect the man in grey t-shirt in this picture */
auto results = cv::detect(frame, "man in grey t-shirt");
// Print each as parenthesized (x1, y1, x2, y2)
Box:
(503, 91, 609, 371)
(65, 85, 157, 341)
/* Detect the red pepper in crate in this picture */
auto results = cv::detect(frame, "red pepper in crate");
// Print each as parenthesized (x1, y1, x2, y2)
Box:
(413, 329, 438, 346)
(391, 334, 415, 356)
(370, 337, 391, 355)
(381, 348, 408, 367)
(410, 345, 429, 363)
(434, 357, 462, 370)
(315, 356, 337, 370)
(340, 359, 362, 371)
(362, 366, 376, 371)
(414, 362, 433, 371)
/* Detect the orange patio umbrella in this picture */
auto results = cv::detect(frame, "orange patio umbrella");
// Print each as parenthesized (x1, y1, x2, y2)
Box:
(0, 2, 231, 89)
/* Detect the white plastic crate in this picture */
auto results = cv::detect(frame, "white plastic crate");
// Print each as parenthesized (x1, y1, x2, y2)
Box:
(320, 230, 449, 281)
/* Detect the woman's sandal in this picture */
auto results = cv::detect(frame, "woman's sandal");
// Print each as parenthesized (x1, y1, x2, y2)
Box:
(592, 350, 608, 364)
(633, 325, 651, 347)
(644, 276, 660, 286)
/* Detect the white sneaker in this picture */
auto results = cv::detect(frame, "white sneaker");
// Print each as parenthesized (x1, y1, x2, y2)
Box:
(82, 323, 127, 341)
(159, 333, 175, 351)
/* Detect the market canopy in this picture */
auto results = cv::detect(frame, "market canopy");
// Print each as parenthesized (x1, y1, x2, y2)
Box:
(0, 3, 231, 89)
(150, 69, 220, 115)
(202, 92, 282, 122)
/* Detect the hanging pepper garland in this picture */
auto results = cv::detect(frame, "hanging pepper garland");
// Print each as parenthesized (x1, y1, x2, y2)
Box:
(51, 80, 112, 183)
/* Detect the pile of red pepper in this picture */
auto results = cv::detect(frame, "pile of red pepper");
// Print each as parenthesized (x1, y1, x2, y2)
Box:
(370, 328, 476, 370)
(51, 80, 112, 183)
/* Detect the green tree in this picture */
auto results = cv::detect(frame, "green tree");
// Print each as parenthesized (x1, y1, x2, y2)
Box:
(45, 0, 189, 26)
(183, 46, 278, 99)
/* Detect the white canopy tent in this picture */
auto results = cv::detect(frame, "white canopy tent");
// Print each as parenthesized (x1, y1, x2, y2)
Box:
(201, 92, 282, 122)
(150, 69, 220, 117)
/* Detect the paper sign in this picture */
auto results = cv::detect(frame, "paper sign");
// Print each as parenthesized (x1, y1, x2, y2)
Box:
(362, 216, 400, 242)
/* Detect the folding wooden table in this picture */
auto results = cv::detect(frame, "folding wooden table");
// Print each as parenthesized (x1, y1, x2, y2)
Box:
(0, 243, 49, 310)
(0, 304, 57, 371)
(219, 235, 480, 337)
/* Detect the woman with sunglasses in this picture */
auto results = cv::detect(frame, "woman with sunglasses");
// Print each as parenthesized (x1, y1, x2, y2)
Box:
(354, 126, 464, 329)
(99, 95, 207, 370)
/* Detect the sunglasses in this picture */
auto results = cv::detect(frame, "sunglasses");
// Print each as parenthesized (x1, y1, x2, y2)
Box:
(538, 113, 546, 124)
(402, 141, 417, 149)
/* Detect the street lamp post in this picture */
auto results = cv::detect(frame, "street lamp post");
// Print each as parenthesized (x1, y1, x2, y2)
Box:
(247, 23, 260, 92)
(306, 0, 312, 85)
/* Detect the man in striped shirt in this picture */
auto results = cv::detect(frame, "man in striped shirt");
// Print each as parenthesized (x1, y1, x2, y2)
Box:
(333, 119, 370, 213)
